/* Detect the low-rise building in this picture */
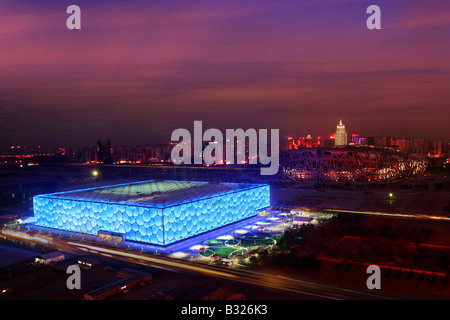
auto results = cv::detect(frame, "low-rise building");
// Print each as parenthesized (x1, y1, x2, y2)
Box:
(35, 251, 65, 265)
(293, 216, 312, 227)
(83, 268, 152, 300)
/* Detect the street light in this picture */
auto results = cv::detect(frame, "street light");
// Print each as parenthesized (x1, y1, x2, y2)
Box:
(92, 170, 99, 177)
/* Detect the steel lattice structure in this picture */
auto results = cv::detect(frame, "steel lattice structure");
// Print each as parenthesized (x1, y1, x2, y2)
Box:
(280, 146, 427, 182)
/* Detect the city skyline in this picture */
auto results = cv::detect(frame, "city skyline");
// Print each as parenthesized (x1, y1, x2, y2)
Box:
(1, 1, 450, 305)
(0, 0, 449, 150)
(2, 118, 448, 153)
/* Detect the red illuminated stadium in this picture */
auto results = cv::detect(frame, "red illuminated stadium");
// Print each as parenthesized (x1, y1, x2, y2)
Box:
(280, 146, 427, 182)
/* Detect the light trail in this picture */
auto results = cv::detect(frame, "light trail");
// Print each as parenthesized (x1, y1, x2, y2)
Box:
(1, 228, 400, 299)
(67, 241, 240, 281)
(65, 241, 393, 300)
(321, 208, 450, 222)
(0, 228, 50, 244)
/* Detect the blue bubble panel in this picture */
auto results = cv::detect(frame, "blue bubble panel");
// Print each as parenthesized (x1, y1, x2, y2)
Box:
(33, 181, 270, 246)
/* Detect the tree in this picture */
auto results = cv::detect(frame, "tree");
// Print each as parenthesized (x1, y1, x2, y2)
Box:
(260, 249, 269, 259)
(249, 256, 258, 265)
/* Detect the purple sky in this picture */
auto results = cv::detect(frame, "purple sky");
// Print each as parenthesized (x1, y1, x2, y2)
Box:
(0, 0, 449, 149)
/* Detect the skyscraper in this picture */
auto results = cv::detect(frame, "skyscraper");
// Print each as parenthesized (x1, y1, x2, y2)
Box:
(306, 135, 313, 148)
(335, 120, 348, 147)
(96, 140, 112, 164)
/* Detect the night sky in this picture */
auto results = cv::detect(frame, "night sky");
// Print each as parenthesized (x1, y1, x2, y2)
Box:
(0, 0, 449, 149)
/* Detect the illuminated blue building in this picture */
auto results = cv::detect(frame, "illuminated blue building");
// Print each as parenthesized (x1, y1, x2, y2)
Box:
(33, 180, 270, 246)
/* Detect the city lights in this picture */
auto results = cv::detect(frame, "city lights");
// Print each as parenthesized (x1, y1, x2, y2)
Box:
(281, 146, 427, 182)
(0, 0, 448, 305)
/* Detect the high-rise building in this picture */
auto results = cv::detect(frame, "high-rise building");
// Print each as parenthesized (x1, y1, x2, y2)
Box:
(287, 135, 320, 149)
(391, 138, 412, 152)
(324, 135, 335, 148)
(430, 139, 443, 157)
(412, 139, 428, 157)
(306, 135, 313, 148)
(374, 136, 390, 147)
(335, 120, 348, 147)
(97, 140, 112, 164)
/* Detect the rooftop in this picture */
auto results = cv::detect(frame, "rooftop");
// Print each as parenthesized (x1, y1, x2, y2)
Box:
(84, 276, 135, 298)
(35, 180, 267, 208)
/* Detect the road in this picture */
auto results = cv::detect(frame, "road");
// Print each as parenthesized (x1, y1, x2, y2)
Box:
(1, 227, 402, 300)
(321, 208, 450, 222)
(68, 241, 408, 300)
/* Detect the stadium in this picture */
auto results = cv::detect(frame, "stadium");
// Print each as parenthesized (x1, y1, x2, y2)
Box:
(280, 146, 427, 182)
(33, 180, 270, 247)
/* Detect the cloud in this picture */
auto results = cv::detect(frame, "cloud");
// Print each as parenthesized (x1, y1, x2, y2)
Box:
(0, 0, 449, 147)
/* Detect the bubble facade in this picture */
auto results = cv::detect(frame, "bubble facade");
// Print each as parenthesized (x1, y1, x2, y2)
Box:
(33, 181, 270, 246)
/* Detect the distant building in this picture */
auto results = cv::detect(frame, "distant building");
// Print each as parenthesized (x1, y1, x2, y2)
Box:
(293, 216, 312, 227)
(287, 136, 320, 150)
(429, 139, 443, 158)
(391, 138, 411, 152)
(97, 140, 112, 164)
(335, 120, 348, 147)
(82, 146, 97, 163)
(323, 135, 335, 148)
(305, 135, 313, 148)
(390, 138, 444, 158)
(351, 134, 366, 146)
(110, 143, 173, 164)
(375, 136, 390, 147)
(412, 139, 428, 157)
